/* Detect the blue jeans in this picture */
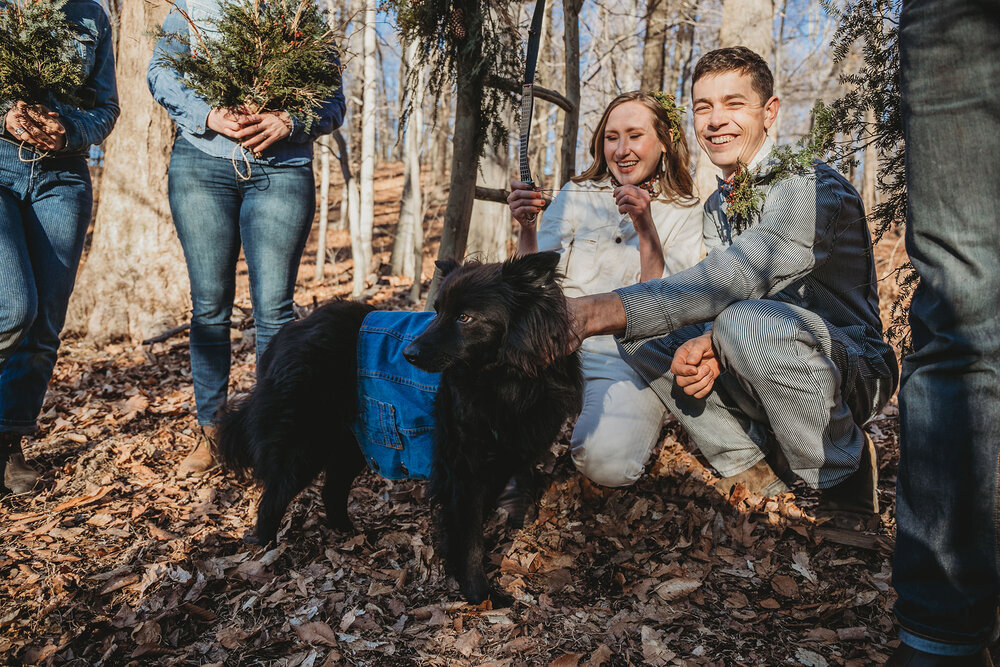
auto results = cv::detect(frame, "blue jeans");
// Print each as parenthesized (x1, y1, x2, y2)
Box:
(168, 136, 314, 425)
(0, 141, 92, 433)
(894, 0, 1000, 655)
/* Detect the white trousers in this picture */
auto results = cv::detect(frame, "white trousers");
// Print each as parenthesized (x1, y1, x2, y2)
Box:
(569, 347, 667, 487)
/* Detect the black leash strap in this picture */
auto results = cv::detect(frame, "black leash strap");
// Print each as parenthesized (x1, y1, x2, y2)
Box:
(519, 0, 546, 221)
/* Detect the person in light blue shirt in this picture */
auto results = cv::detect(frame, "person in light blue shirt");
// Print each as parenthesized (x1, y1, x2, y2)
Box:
(0, 0, 119, 495)
(148, 0, 346, 477)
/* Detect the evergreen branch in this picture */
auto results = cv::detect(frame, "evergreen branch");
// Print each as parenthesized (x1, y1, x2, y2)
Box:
(0, 0, 86, 106)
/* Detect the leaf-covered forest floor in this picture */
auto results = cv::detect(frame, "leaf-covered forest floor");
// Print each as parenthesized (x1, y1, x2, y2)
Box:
(1, 163, 926, 666)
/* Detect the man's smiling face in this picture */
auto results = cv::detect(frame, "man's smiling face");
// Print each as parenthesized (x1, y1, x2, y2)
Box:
(692, 70, 779, 179)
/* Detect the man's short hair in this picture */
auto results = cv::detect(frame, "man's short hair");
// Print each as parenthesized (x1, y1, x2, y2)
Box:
(692, 46, 774, 103)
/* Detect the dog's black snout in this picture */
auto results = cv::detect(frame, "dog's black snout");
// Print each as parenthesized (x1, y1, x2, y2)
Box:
(402, 342, 420, 365)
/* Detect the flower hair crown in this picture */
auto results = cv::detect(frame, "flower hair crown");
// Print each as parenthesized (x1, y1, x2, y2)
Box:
(649, 90, 684, 146)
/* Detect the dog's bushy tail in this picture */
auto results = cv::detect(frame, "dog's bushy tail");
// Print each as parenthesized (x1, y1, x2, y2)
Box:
(216, 300, 375, 482)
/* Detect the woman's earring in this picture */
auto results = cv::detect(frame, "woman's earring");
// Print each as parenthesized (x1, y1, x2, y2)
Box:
(660, 151, 667, 174)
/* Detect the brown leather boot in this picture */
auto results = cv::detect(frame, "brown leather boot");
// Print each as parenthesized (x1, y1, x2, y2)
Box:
(716, 459, 790, 498)
(2, 433, 41, 494)
(177, 425, 219, 478)
(816, 432, 879, 530)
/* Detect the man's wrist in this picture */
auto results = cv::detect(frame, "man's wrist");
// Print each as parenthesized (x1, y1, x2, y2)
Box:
(577, 292, 627, 338)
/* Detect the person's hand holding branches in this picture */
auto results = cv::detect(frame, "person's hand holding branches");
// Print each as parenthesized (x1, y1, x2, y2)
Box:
(233, 111, 292, 154)
(5, 101, 66, 151)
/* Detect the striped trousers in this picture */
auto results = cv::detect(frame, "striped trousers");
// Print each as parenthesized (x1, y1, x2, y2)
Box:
(619, 300, 896, 489)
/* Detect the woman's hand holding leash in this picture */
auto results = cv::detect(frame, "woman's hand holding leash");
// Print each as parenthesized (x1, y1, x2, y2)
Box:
(671, 332, 720, 398)
(509, 179, 550, 255)
(508, 179, 548, 227)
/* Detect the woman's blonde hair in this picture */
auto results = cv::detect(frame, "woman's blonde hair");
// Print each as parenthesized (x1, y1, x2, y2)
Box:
(573, 91, 696, 206)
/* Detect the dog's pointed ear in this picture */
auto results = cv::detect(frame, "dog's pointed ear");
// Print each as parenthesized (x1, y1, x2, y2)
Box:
(435, 258, 461, 277)
(502, 251, 560, 288)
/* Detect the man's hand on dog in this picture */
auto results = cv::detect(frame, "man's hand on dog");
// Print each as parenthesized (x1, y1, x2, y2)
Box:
(671, 332, 720, 398)
(566, 293, 628, 354)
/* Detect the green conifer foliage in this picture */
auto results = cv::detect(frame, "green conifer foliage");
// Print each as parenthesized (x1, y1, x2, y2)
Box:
(0, 0, 85, 106)
(387, 0, 521, 157)
(822, 0, 912, 347)
(154, 0, 341, 130)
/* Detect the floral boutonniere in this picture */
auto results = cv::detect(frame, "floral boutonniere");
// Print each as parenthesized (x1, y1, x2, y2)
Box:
(720, 162, 765, 234)
(719, 102, 838, 235)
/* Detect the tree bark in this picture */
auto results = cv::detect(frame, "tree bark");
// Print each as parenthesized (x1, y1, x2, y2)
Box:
(391, 40, 424, 279)
(640, 0, 671, 92)
(558, 0, 582, 187)
(66, 0, 189, 343)
(354, 0, 377, 296)
(467, 98, 511, 261)
(669, 0, 696, 95)
(426, 6, 486, 306)
(314, 135, 332, 282)
(862, 108, 878, 214)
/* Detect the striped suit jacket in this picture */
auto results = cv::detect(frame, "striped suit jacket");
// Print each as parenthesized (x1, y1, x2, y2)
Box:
(613, 146, 894, 379)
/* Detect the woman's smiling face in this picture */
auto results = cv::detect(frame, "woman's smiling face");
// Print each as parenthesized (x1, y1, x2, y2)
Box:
(602, 101, 666, 185)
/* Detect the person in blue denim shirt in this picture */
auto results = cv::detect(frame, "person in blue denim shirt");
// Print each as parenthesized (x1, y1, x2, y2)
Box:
(0, 0, 119, 495)
(889, 0, 999, 664)
(148, 0, 345, 477)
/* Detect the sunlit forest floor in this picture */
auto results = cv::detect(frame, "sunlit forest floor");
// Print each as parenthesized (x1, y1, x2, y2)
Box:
(2, 165, 926, 666)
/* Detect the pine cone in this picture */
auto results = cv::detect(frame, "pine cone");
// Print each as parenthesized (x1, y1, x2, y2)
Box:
(448, 8, 465, 40)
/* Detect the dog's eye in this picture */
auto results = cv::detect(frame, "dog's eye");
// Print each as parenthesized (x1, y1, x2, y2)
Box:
(456, 313, 474, 324)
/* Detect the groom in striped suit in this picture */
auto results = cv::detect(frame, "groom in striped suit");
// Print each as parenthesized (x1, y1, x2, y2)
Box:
(569, 47, 897, 529)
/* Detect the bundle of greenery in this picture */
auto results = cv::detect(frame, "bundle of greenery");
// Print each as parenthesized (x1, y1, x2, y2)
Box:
(0, 0, 85, 107)
(156, 0, 341, 131)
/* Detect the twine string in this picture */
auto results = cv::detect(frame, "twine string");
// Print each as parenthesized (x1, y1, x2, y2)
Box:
(17, 141, 49, 163)
(231, 142, 253, 181)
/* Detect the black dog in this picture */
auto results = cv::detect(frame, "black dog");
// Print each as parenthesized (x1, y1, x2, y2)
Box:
(217, 252, 582, 603)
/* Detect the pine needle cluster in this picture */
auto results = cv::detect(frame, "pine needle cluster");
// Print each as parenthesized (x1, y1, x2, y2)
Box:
(0, 0, 85, 106)
(821, 0, 912, 348)
(724, 102, 837, 232)
(387, 0, 521, 157)
(154, 0, 341, 130)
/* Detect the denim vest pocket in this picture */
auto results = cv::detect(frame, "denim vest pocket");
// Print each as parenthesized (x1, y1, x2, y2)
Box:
(360, 396, 403, 451)
(351, 311, 440, 480)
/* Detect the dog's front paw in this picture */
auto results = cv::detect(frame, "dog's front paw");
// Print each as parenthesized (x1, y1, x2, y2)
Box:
(460, 575, 492, 605)
(488, 588, 514, 609)
(242, 529, 264, 545)
(325, 513, 355, 534)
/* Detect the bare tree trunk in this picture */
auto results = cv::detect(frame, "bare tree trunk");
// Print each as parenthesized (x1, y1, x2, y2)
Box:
(354, 0, 376, 296)
(671, 0, 697, 95)
(426, 6, 486, 305)
(467, 100, 511, 261)
(529, 1, 553, 186)
(640, 0, 670, 91)
(333, 129, 361, 288)
(314, 135, 332, 282)
(66, 0, 189, 343)
(862, 108, 877, 214)
(558, 0, 582, 187)
(391, 40, 424, 278)
(693, 0, 774, 199)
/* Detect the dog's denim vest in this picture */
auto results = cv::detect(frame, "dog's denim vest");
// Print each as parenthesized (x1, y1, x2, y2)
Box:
(350, 311, 440, 480)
